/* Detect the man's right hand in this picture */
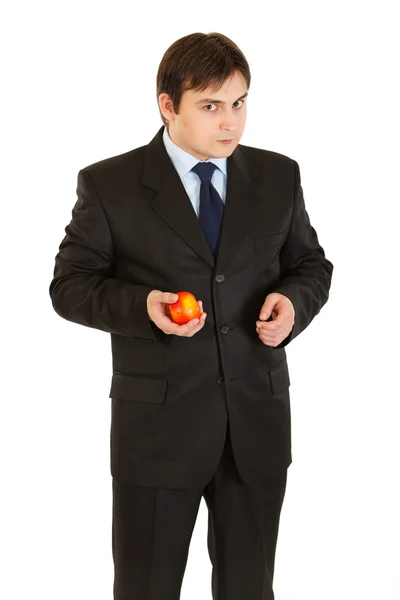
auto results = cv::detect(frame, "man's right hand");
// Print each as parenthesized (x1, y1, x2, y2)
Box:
(147, 290, 207, 337)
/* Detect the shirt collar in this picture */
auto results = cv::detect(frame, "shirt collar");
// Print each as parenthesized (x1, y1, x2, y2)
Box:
(162, 126, 227, 178)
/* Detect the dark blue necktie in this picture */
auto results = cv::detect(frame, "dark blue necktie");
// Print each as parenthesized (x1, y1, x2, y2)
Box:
(191, 162, 224, 256)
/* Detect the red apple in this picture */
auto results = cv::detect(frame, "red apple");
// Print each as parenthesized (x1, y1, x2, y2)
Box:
(168, 291, 201, 325)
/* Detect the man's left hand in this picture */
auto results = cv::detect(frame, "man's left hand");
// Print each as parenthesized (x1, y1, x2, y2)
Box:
(256, 293, 295, 347)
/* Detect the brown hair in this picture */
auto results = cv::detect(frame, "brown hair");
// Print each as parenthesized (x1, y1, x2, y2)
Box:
(156, 32, 251, 127)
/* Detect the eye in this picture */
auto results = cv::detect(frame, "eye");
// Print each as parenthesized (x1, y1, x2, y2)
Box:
(203, 100, 245, 112)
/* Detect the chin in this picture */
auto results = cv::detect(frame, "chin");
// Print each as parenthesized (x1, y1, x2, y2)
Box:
(216, 145, 237, 157)
(198, 143, 237, 160)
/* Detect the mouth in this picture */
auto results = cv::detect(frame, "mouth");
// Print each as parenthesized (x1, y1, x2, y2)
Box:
(218, 139, 234, 144)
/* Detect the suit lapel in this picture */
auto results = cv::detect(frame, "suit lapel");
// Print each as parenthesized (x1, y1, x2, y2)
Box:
(142, 127, 260, 271)
(215, 144, 259, 272)
(143, 127, 215, 268)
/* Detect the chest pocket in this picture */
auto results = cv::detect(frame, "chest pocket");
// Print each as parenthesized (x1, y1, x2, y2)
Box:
(254, 229, 287, 261)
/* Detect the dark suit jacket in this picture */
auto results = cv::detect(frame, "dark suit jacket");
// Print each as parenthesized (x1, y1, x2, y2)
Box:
(49, 126, 333, 489)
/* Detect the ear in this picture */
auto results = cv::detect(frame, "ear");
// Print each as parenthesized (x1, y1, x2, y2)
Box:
(158, 92, 176, 124)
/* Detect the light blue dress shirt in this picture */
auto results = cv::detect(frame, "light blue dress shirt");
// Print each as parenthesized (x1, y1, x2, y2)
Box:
(162, 126, 227, 217)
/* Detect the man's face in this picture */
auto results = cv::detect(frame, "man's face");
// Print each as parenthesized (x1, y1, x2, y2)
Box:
(160, 70, 248, 161)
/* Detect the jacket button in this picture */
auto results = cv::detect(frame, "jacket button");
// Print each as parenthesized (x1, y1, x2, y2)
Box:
(215, 273, 225, 283)
(220, 325, 230, 334)
(217, 377, 225, 385)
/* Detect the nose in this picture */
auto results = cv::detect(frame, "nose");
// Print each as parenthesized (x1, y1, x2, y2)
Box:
(219, 111, 236, 131)
(219, 119, 235, 132)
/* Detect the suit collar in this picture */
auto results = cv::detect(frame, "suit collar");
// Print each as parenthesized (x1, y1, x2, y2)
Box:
(142, 126, 260, 271)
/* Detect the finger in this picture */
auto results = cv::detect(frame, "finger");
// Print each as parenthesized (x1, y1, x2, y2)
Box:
(257, 315, 286, 329)
(189, 311, 207, 328)
(262, 339, 280, 347)
(190, 313, 207, 335)
(179, 312, 207, 336)
(256, 323, 282, 337)
(258, 332, 280, 346)
(172, 316, 200, 335)
(258, 322, 287, 335)
(257, 326, 290, 346)
(256, 321, 280, 331)
(257, 328, 277, 342)
(161, 307, 207, 336)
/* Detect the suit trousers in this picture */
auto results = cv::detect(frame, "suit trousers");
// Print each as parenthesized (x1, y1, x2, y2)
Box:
(112, 421, 288, 600)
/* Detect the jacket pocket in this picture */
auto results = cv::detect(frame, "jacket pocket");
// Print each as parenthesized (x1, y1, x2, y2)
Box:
(269, 362, 291, 394)
(109, 373, 167, 403)
(254, 229, 287, 252)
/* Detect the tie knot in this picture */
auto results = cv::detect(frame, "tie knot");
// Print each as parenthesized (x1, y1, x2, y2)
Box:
(191, 161, 218, 183)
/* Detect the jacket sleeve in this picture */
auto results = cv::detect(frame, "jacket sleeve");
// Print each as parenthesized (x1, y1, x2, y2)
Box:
(272, 160, 334, 348)
(49, 168, 159, 342)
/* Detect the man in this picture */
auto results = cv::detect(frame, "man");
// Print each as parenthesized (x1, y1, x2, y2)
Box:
(50, 32, 333, 600)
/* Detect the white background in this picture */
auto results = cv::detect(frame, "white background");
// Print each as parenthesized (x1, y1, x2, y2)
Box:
(2, 1, 399, 598)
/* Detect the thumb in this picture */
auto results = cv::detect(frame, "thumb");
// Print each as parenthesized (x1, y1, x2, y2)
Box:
(259, 296, 276, 320)
(163, 292, 179, 304)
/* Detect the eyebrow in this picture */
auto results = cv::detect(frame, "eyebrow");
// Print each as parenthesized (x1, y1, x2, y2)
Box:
(195, 91, 249, 105)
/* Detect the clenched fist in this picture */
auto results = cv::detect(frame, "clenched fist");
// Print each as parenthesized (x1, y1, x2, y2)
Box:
(256, 293, 295, 347)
